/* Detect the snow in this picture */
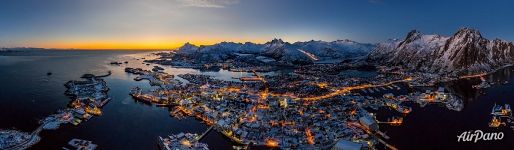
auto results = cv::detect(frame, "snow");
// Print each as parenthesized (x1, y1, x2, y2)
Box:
(368, 28, 514, 75)
(0, 130, 35, 149)
(174, 38, 374, 64)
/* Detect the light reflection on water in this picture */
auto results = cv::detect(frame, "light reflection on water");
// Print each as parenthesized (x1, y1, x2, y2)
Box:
(2, 50, 513, 149)
(376, 66, 514, 150)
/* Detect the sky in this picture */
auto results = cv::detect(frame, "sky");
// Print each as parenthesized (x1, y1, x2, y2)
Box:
(0, 0, 513, 49)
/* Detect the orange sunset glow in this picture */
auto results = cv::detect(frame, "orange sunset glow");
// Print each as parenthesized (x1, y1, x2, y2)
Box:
(35, 37, 270, 50)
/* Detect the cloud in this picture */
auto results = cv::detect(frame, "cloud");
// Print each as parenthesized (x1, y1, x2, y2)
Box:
(177, 0, 239, 8)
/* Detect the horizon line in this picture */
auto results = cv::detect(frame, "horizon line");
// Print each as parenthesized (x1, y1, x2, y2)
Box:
(1, 38, 372, 50)
(2, 27, 511, 50)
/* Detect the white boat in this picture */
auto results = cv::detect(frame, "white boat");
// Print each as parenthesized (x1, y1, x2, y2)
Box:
(491, 103, 511, 116)
(68, 139, 97, 150)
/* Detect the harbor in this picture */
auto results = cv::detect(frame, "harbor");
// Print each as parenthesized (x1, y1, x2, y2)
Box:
(1, 51, 514, 149)
(122, 61, 467, 149)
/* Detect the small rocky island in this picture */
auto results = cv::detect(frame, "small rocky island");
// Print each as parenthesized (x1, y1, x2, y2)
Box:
(0, 72, 111, 149)
(59, 73, 111, 124)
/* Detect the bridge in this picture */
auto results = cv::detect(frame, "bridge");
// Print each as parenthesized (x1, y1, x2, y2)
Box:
(348, 122, 396, 150)
(196, 126, 214, 141)
(5, 124, 44, 150)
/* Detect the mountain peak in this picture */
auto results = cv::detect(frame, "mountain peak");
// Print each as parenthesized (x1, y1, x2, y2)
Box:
(398, 30, 423, 47)
(405, 30, 422, 40)
(454, 27, 482, 39)
(182, 42, 196, 47)
(369, 28, 514, 75)
(335, 39, 357, 43)
(269, 38, 285, 44)
(265, 38, 287, 48)
(177, 42, 199, 52)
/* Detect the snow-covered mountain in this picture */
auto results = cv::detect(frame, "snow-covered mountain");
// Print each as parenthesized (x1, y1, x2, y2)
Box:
(176, 42, 199, 54)
(175, 38, 374, 65)
(368, 28, 514, 75)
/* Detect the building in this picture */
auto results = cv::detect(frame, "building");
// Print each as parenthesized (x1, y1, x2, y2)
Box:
(383, 93, 394, 99)
(359, 116, 378, 131)
(280, 97, 290, 108)
(331, 139, 363, 150)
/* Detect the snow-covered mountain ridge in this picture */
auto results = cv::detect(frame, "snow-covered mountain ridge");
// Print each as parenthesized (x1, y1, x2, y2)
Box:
(368, 28, 514, 75)
(175, 38, 375, 65)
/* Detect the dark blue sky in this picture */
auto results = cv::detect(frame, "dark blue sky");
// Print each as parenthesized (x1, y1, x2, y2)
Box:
(0, 0, 513, 49)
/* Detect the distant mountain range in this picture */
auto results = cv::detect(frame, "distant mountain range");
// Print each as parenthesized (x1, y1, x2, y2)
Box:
(174, 38, 375, 65)
(161, 27, 514, 75)
(367, 28, 514, 75)
(0, 47, 47, 51)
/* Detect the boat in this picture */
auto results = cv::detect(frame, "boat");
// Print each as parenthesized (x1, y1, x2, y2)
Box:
(491, 103, 511, 116)
(398, 95, 408, 101)
(85, 106, 102, 116)
(233, 145, 248, 150)
(130, 87, 154, 103)
(489, 116, 502, 128)
(473, 81, 491, 89)
(130, 87, 142, 97)
(82, 113, 92, 121)
(68, 139, 97, 150)
(97, 98, 111, 107)
(388, 117, 403, 126)
(130, 89, 154, 104)
(502, 104, 512, 116)
(72, 118, 82, 126)
(397, 106, 412, 114)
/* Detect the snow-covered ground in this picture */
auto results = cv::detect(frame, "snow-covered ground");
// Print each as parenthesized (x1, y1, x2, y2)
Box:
(0, 130, 39, 150)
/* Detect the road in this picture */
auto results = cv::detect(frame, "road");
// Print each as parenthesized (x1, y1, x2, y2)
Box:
(5, 124, 44, 150)
(301, 77, 414, 101)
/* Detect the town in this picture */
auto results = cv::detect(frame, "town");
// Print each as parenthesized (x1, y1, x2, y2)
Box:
(125, 62, 467, 150)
